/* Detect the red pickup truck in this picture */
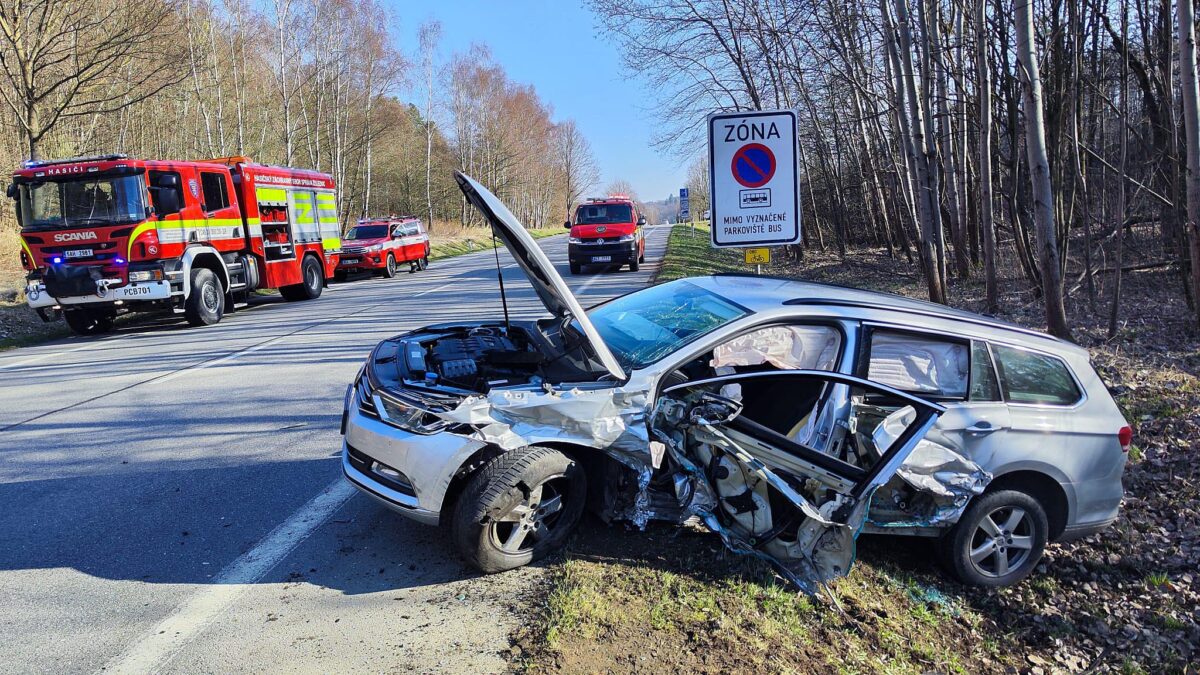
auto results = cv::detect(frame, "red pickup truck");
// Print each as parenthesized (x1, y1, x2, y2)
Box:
(337, 217, 431, 279)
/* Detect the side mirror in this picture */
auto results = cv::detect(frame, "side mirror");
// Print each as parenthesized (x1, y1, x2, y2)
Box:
(563, 220, 571, 229)
(155, 189, 180, 217)
(6, 183, 17, 200)
(637, 216, 646, 226)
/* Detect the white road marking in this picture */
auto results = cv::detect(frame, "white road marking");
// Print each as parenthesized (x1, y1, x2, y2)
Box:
(99, 479, 358, 674)
(0, 341, 101, 371)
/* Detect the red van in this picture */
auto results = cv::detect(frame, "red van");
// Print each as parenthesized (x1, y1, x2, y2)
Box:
(565, 196, 646, 274)
(337, 217, 430, 279)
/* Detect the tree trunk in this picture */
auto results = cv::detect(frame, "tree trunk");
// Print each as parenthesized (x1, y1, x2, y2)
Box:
(978, 0, 998, 312)
(1014, 0, 1072, 339)
(1178, 0, 1200, 327)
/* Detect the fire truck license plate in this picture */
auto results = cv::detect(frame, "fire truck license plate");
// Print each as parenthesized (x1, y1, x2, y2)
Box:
(341, 257, 360, 265)
(591, 255, 612, 263)
(65, 249, 92, 259)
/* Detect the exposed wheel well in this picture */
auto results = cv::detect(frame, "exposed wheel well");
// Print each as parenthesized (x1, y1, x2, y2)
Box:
(188, 251, 228, 292)
(438, 441, 606, 526)
(986, 471, 1069, 540)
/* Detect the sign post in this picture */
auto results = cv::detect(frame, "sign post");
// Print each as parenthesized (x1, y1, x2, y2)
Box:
(679, 187, 691, 238)
(708, 109, 800, 272)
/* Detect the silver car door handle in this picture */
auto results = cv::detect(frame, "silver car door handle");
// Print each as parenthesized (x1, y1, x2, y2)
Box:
(966, 423, 998, 434)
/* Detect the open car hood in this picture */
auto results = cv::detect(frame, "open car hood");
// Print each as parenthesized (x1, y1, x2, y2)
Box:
(455, 172, 626, 381)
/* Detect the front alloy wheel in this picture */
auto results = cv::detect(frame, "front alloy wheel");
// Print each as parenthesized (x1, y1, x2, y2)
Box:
(450, 446, 586, 573)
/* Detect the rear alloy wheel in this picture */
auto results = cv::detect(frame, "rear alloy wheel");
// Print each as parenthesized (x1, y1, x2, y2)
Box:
(280, 255, 324, 301)
(939, 489, 1048, 587)
(382, 254, 397, 278)
(183, 267, 225, 326)
(63, 308, 113, 335)
(450, 446, 586, 573)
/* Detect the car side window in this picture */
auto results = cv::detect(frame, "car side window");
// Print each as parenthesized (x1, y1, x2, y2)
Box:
(866, 329, 968, 400)
(991, 344, 1082, 406)
(969, 341, 1002, 401)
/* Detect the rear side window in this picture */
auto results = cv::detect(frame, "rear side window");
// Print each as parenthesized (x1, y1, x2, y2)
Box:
(200, 171, 230, 212)
(991, 344, 1081, 405)
(867, 330, 969, 399)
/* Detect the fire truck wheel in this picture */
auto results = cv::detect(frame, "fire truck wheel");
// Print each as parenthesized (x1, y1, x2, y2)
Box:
(63, 309, 113, 335)
(383, 254, 397, 278)
(418, 256, 429, 271)
(184, 268, 225, 326)
(280, 255, 324, 302)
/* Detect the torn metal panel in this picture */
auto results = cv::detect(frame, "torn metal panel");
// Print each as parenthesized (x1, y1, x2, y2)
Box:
(867, 406, 991, 527)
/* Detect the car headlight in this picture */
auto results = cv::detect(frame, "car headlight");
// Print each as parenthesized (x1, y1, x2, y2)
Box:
(367, 244, 383, 252)
(568, 236, 583, 244)
(373, 390, 450, 434)
(617, 234, 635, 243)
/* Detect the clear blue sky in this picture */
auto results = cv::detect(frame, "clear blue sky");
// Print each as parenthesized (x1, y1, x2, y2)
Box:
(386, 0, 687, 203)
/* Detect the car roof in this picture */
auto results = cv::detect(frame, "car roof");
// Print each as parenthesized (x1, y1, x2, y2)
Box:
(684, 274, 1086, 356)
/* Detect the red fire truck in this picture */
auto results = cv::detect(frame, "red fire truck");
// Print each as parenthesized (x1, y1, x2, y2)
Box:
(9, 154, 342, 334)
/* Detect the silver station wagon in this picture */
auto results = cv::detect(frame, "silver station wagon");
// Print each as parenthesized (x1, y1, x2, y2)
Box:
(341, 173, 1131, 590)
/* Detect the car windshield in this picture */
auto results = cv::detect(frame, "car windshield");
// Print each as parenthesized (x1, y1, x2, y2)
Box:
(18, 175, 146, 231)
(583, 280, 750, 370)
(575, 203, 633, 225)
(347, 224, 389, 239)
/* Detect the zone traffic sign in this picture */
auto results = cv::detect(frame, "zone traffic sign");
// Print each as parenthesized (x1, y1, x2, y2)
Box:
(708, 109, 800, 248)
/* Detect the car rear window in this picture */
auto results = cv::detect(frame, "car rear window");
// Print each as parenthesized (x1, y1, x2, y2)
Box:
(991, 344, 1082, 405)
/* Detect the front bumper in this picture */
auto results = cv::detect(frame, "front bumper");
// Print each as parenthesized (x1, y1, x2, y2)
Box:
(339, 252, 386, 270)
(340, 390, 487, 526)
(569, 241, 638, 265)
(25, 279, 172, 308)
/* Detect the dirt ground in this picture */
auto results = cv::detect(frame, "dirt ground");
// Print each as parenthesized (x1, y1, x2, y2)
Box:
(518, 226, 1199, 674)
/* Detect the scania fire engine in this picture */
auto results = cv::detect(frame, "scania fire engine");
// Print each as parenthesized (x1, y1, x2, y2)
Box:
(9, 154, 342, 334)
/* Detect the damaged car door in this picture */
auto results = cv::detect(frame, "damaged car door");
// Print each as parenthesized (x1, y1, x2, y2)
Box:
(651, 370, 945, 592)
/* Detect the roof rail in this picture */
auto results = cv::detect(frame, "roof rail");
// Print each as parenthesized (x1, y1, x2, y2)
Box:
(782, 297, 1059, 342)
(22, 153, 128, 169)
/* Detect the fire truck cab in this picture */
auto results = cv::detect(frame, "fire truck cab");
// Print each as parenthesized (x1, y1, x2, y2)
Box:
(10, 154, 342, 334)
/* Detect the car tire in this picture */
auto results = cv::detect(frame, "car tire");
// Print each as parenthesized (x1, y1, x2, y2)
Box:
(184, 267, 225, 326)
(939, 489, 1048, 587)
(63, 308, 113, 335)
(383, 254, 397, 278)
(418, 256, 429, 271)
(629, 257, 640, 272)
(280, 255, 324, 301)
(449, 446, 587, 574)
(569, 261, 581, 275)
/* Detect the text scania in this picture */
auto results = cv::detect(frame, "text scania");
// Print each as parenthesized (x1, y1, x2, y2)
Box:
(53, 231, 99, 243)
(723, 121, 782, 142)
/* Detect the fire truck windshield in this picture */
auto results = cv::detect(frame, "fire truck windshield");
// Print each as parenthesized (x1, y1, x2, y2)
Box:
(574, 203, 633, 225)
(18, 175, 147, 231)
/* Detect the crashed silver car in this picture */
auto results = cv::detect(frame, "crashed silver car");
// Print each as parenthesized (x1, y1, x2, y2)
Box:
(340, 173, 1131, 590)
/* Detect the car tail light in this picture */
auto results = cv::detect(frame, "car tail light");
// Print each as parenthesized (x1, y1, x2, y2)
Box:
(1118, 425, 1133, 453)
(19, 249, 31, 270)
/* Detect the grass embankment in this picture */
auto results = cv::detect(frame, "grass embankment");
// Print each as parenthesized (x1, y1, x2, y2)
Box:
(429, 225, 560, 261)
(519, 223, 1199, 673)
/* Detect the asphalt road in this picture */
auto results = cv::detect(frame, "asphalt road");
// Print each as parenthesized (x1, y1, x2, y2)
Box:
(0, 226, 673, 674)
